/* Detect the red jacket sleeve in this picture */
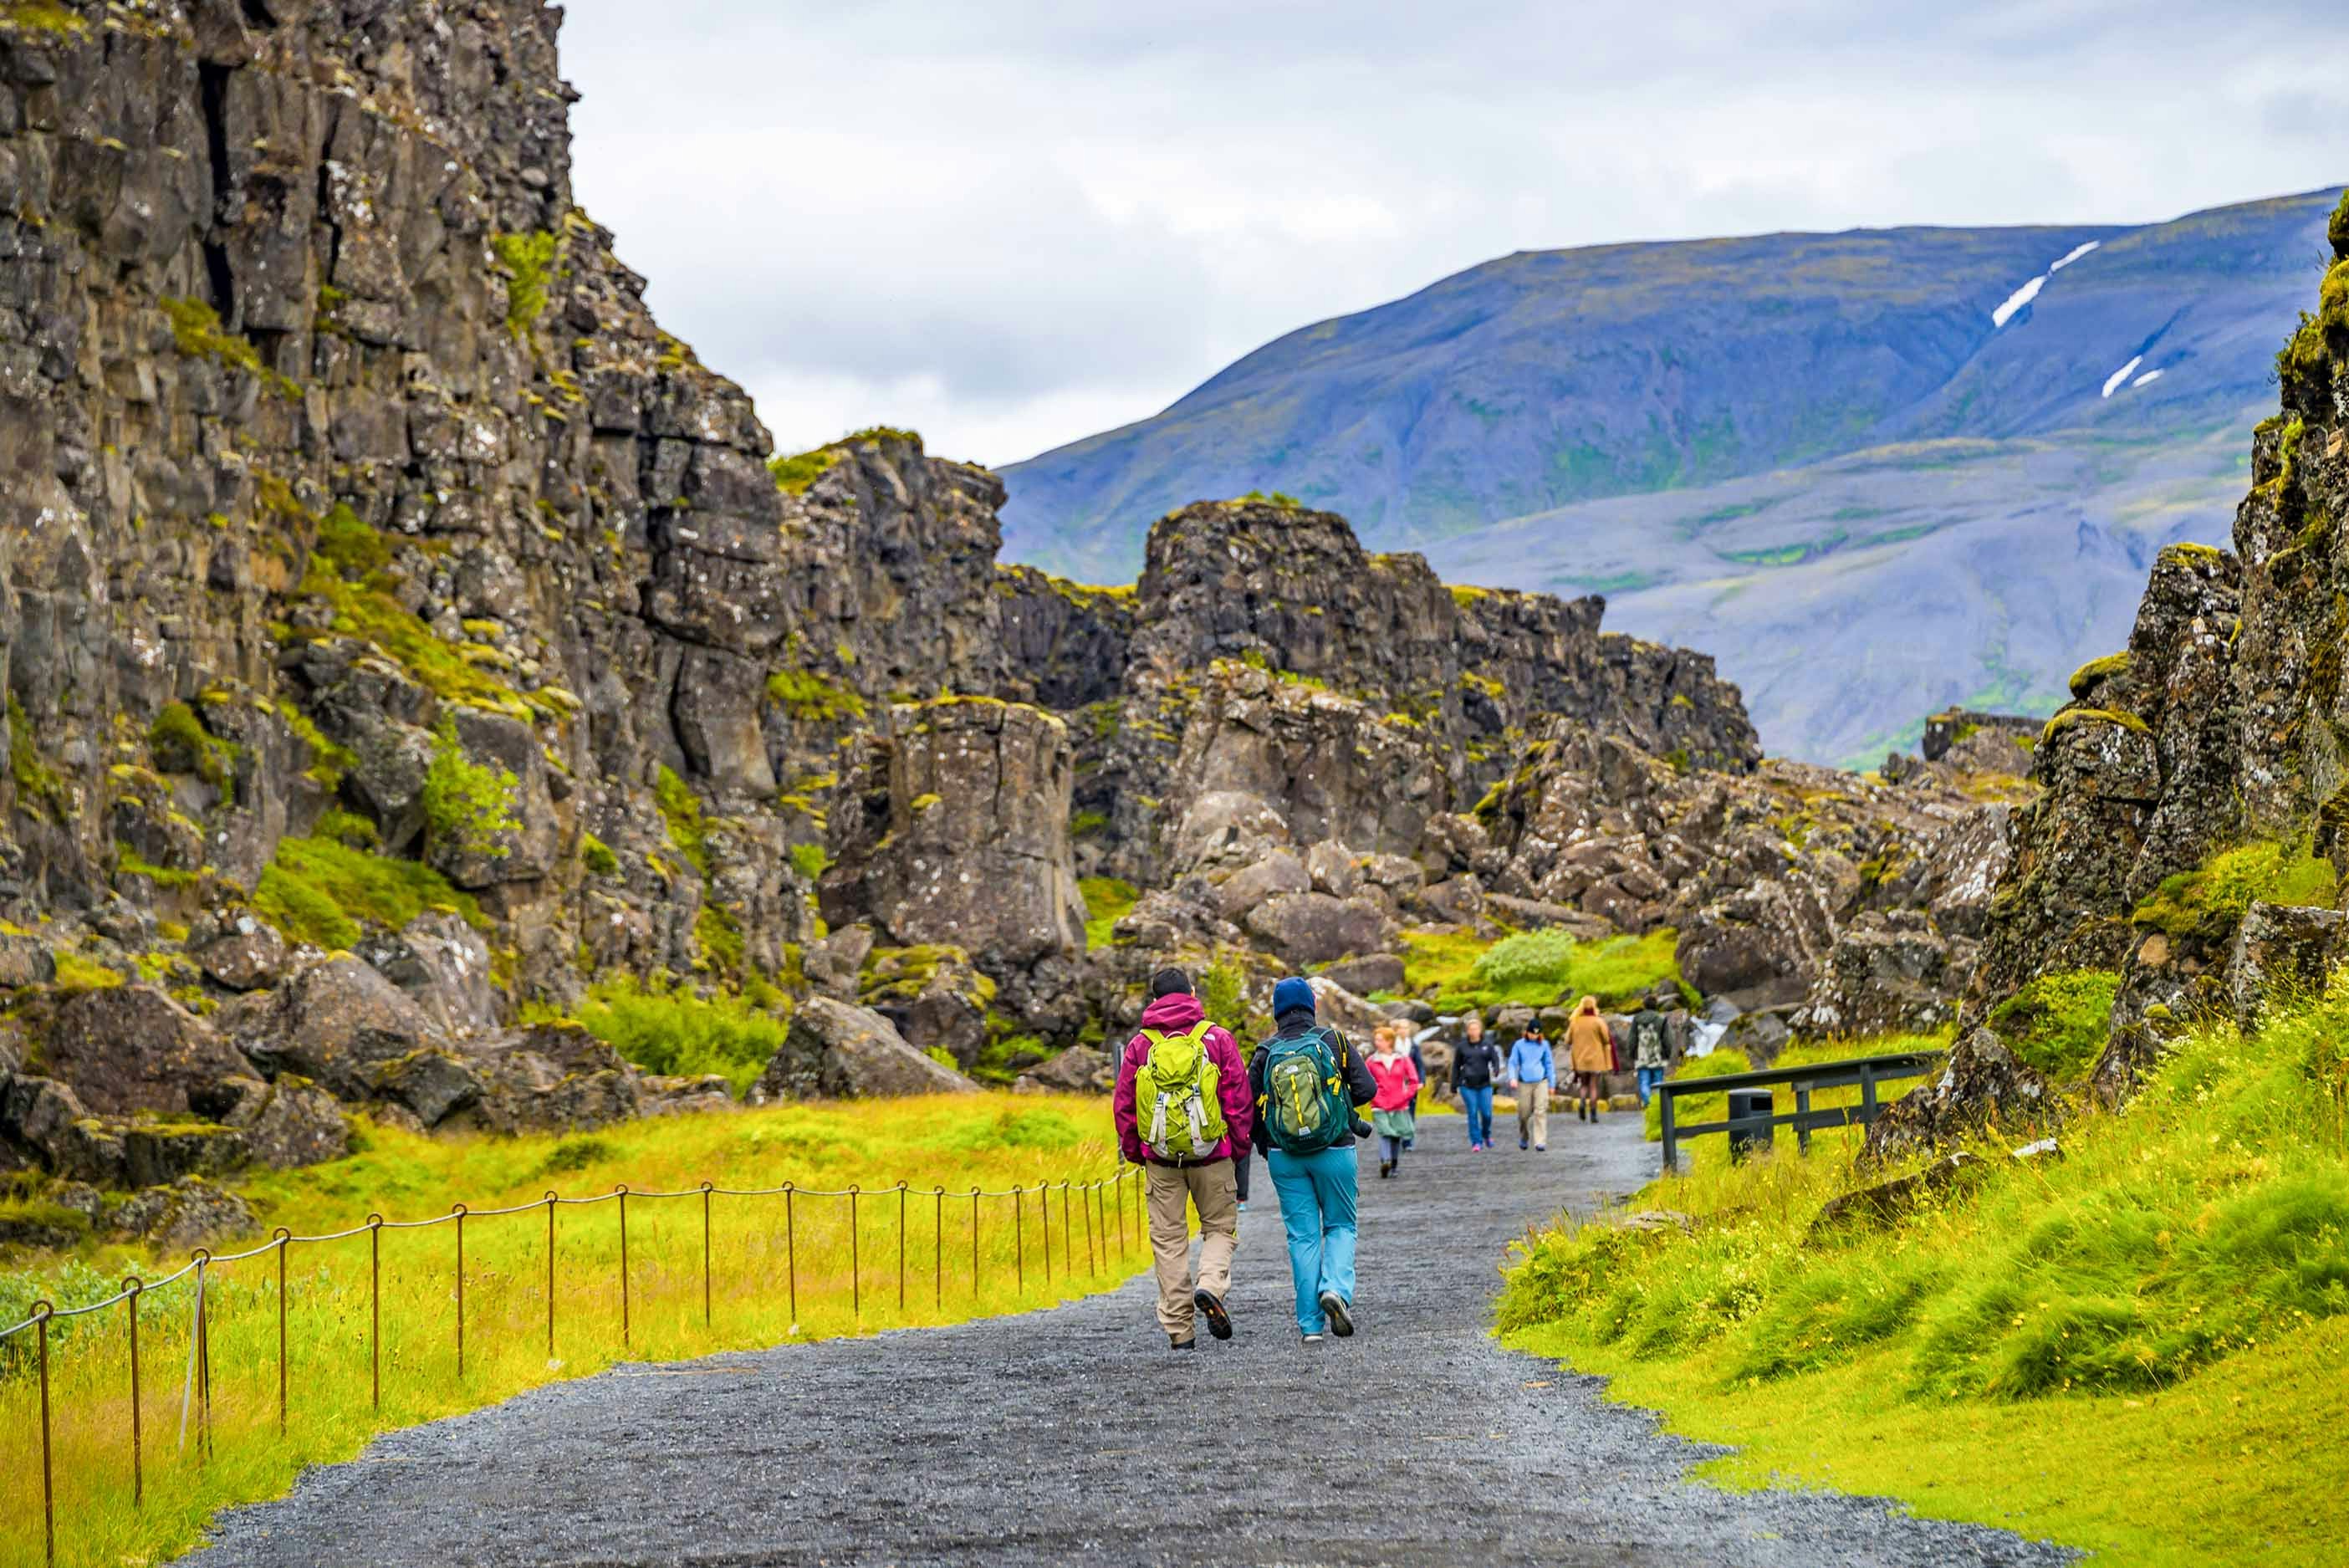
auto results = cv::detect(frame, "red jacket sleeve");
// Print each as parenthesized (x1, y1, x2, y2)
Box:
(1209, 1027, 1254, 1159)
(1112, 1034, 1145, 1164)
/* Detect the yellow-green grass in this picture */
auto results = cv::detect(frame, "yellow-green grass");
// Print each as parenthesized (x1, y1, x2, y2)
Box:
(1, 1095, 1141, 1568)
(1498, 993, 2349, 1566)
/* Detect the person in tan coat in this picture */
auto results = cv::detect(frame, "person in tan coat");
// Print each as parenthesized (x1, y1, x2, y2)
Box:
(1565, 994, 1613, 1124)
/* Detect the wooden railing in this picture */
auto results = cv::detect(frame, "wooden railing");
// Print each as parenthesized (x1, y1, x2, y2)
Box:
(1657, 1050, 1944, 1173)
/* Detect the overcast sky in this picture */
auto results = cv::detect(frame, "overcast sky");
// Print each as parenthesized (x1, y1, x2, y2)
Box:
(560, 1, 2344, 470)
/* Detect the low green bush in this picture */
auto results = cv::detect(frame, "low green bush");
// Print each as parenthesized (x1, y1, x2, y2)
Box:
(569, 978, 789, 1097)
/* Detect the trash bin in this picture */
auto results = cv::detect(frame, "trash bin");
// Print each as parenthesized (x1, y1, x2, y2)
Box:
(1727, 1090, 1775, 1161)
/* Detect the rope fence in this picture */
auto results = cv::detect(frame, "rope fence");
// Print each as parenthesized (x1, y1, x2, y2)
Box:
(0, 1163, 1146, 1568)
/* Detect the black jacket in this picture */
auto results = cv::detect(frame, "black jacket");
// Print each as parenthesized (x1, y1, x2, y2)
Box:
(1249, 1014, 1377, 1156)
(1453, 1036, 1504, 1090)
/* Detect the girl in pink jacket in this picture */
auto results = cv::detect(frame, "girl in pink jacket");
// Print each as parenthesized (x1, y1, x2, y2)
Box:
(1366, 1024, 1422, 1179)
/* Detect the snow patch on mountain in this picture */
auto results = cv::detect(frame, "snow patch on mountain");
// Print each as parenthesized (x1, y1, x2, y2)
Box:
(2103, 355, 2146, 397)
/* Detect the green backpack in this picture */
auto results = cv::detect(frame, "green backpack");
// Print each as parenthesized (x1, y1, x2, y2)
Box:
(1134, 1020, 1226, 1159)
(1258, 1024, 1351, 1156)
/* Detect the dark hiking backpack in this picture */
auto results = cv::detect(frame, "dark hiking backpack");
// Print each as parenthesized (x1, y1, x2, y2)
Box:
(1257, 1025, 1351, 1156)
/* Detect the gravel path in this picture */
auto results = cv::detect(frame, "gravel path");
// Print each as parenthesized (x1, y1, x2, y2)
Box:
(197, 1114, 2073, 1566)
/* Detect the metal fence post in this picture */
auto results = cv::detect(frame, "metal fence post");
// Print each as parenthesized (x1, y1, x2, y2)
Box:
(784, 1182, 798, 1323)
(368, 1215, 384, 1412)
(849, 1186, 862, 1320)
(125, 1276, 144, 1507)
(970, 1187, 981, 1298)
(274, 1227, 291, 1430)
(1659, 1088, 1679, 1174)
(701, 1182, 714, 1331)
(932, 1186, 944, 1309)
(452, 1204, 466, 1379)
(33, 1300, 52, 1568)
(545, 1192, 559, 1359)
(616, 1184, 631, 1349)
(1060, 1182, 1071, 1274)
(1795, 1085, 1814, 1154)
(1040, 1183, 1052, 1283)
(1014, 1185, 1024, 1294)
(1861, 1061, 1881, 1123)
(896, 1181, 908, 1313)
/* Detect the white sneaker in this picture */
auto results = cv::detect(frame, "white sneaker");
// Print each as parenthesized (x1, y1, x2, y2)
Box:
(1301, 1331, 1325, 1346)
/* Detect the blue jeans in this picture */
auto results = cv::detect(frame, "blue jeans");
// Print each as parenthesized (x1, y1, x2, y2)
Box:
(1637, 1067, 1666, 1106)
(1459, 1085, 1494, 1146)
(1266, 1146, 1358, 1335)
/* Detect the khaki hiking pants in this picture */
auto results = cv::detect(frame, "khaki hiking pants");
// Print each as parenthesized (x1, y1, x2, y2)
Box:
(1516, 1080, 1550, 1147)
(1142, 1159, 1238, 1342)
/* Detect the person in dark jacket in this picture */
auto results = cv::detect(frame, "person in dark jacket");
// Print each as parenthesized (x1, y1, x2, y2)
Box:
(1250, 976, 1377, 1344)
(1451, 1014, 1504, 1150)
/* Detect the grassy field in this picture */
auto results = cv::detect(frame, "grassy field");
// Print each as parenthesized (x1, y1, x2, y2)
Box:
(1497, 990, 2349, 1566)
(0, 1095, 1140, 1568)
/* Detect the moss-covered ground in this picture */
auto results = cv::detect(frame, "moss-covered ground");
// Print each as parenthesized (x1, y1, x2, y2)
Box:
(1402, 924, 1685, 1013)
(0, 1094, 1138, 1568)
(1498, 984, 2349, 1567)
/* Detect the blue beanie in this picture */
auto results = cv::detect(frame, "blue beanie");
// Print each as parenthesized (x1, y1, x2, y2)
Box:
(1272, 976, 1316, 1020)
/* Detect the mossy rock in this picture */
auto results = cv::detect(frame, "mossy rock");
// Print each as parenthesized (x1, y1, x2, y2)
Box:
(2066, 651, 2131, 700)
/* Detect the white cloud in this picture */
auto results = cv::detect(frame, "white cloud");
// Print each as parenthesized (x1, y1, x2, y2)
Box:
(558, 0, 2346, 467)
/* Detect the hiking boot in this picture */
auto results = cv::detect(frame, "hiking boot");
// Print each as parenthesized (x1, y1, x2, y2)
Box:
(1519, 1135, 1529, 1150)
(1377, 1161, 1391, 1179)
(1319, 1291, 1355, 1338)
(1171, 1336, 1196, 1351)
(1193, 1288, 1233, 1341)
(1535, 1143, 1547, 1151)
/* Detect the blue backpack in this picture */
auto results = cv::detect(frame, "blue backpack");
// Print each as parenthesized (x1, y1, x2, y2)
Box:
(1257, 1025, 1351, 1156)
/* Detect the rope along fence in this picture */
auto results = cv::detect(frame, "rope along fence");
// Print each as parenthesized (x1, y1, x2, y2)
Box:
(1, 1164, 1146, 1568)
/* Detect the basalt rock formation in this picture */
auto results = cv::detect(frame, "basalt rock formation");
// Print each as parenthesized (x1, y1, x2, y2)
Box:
(0, 0, 2017, 1215)
(1868, 191, 2349, 1157)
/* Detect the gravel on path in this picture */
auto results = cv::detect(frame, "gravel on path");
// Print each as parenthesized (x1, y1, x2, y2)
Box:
(195, 1112, 2074, 1567)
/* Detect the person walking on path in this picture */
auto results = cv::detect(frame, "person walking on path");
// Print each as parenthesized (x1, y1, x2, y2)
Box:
(1509, 1019, 1555, 1151)
(1566, 995, 1612, 1123)
(1113, 968, 1254, 1350)
(1452, 1014, 1504, 1150)
(1630, 996, 1672, 1108)
(1251, 976, 1377, 1344)
(1366, 1024, 1422, 1178)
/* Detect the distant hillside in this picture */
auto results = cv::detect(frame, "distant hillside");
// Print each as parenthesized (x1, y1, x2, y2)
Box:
(1000, 190, 2341, 762)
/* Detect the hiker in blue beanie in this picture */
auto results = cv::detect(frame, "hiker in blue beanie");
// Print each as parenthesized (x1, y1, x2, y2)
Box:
(1249, 976, 1377, 1344)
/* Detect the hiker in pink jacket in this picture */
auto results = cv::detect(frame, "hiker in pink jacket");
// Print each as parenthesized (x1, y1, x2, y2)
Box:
(1112, 968, 1254, 1350)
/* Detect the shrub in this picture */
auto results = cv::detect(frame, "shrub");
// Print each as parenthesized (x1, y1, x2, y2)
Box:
(421, 722, 519, 864)
(570, 978, 788, 1097)
(1468, 927, 1684, 1009)
(489, 230, 558, 334)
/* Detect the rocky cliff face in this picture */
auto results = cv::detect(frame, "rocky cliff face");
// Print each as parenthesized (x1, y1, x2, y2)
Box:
(1871, 192, 2349, 1156)
(0, 2, 2016, 1222)
(0, 0, 1779, 1192)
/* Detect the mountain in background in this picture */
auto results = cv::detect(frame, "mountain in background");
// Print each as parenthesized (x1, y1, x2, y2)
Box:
(999, 189, 2341, 763)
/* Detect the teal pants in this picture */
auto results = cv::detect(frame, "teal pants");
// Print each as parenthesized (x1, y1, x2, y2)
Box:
(1265, 1145, 1358, 1335)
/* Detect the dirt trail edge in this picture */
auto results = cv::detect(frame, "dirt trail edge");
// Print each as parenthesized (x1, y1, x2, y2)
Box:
(195, 1116, 2071, 1567)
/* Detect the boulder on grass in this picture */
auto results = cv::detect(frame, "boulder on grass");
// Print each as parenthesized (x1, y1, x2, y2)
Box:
(111, 1177, 255, 1252)
(748, 998, 981, 1103)
(233, 956, 437, 1101)
(1321, 953, 1405, 996)
(219, 1076, 350, 1168)
(370, 1050, 487, 1129)
(1014, 1044, 1116, 1096)
(2228, 900, 2344, 1026)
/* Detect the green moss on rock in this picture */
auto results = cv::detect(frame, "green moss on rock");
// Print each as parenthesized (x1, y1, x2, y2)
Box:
(2066, 651, 2131, 700)
(1989, 969, 2120, 1083)
(2131, 840, 2338, 944)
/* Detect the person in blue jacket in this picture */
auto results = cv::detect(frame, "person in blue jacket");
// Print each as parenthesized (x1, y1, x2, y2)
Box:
(1250, 976, 1378, 1344)
(1508, 1018, 1555, 1151)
